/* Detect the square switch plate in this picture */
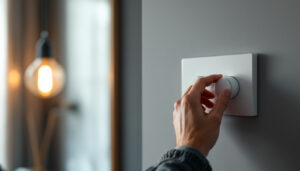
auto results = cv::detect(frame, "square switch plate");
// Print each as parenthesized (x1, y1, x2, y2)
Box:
(181, 53, 257, 116)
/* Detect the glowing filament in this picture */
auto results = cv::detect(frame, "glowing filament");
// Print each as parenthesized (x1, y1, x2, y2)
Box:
(37, 65, 53, 96)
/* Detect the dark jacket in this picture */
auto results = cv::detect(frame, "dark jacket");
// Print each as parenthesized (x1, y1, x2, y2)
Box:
(146, 146, 212, 171)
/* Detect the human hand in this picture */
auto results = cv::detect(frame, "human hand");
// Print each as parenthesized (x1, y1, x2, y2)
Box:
(173, 74, 231, 156)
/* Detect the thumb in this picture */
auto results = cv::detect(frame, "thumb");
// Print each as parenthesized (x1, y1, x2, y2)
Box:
(211, 89, 231, 117)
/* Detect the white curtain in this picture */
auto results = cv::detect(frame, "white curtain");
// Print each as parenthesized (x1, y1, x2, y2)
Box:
(0, 0, 7, 168)
(62, 0, 112, 170)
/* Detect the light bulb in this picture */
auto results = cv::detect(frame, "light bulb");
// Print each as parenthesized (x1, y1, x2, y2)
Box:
(38, 65, 53, 94)
(25, 58, 65, 98)
(24, 31, 65, 98)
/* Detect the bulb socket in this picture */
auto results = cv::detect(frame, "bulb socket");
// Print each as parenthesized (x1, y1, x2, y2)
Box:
(36, 31, 52, 58)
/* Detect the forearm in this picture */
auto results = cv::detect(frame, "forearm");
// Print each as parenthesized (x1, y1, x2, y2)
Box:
(146, 146, 212, 171)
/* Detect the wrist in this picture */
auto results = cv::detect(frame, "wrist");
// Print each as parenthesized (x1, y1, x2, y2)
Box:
(175, 146, 210, 162)
(192, 144, 209, 156)
(177, 141, 209, 156)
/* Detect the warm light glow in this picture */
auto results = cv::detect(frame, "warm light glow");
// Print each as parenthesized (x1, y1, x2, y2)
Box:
(37, 65, 53, 96)
(25, 58, 65, 98)
(8, 69, 21, 88)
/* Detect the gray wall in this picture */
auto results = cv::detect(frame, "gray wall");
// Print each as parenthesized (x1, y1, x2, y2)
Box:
(142, 0, 300, 170)
(120, 0, 141, 171)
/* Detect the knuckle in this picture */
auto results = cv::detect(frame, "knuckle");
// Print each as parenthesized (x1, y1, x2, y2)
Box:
(181, 96, 192, 106)
(197, 78, 205, 84)
(174, 99, 181, 108)
(199, 78, 205, 83)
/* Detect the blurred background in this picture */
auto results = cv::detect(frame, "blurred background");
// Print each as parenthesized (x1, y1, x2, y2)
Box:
(0, 0, 141, 171)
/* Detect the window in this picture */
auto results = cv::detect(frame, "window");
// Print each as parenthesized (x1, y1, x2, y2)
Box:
(0, 0, 7, 168)
(62, 0, 111, 170)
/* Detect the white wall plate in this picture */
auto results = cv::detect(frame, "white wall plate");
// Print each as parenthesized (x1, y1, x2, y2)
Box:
(181, 53, 257, 116)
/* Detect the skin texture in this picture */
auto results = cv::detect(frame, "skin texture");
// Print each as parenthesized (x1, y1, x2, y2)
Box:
(173, 74, 231, 156)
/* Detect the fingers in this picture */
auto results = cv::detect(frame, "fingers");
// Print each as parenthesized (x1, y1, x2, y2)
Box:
(210, 89, 231, 117)
(189, 74, 222, 98)
(202, 89, 215, 99)
(201, 97, 214, 108)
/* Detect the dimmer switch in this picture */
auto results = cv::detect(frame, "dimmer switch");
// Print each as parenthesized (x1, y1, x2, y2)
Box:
(182, 54, 257, 116)
(197, 75, 239, 99)
(215, 76, 240, 99)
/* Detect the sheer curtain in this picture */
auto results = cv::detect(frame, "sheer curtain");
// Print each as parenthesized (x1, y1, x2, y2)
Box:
(62, 0, 112, 170)
(0, 0, 7, 168)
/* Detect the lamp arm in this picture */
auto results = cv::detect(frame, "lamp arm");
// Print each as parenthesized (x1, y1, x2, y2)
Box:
(40, 100, 78, 167)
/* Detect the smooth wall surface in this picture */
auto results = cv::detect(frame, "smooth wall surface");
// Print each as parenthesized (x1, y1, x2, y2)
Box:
(120, 0, 142, 170)
(142, 0, 300, 170)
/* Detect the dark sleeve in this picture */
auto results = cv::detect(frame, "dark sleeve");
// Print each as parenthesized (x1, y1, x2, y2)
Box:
(146, 146, 212, 171)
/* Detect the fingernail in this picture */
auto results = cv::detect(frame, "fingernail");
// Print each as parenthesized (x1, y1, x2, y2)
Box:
(225, 89, 231, 97)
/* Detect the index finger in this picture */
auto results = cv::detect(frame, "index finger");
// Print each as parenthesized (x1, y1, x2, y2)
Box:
(189, 74, 222, 98)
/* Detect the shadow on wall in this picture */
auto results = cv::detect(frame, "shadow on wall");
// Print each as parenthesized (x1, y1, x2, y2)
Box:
(224, 54, 300, 170)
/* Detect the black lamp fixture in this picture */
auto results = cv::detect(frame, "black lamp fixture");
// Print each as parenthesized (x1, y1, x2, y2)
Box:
(24, 0, 65, 98)
(24, 31, 65, 98)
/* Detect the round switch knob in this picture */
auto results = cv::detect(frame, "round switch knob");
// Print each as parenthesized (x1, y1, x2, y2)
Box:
(215, 76, 240, 99)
